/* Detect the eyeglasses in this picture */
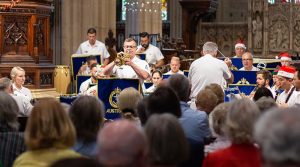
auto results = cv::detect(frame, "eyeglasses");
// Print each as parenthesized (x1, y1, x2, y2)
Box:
(242, 59, 253, 61)
(123, 45, 136, 49)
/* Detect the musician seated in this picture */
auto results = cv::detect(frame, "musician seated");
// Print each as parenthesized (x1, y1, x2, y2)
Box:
(79, 63, 99, 96)
(277, 52, 292, 67)
(239, 52, 259, 71)
(101, 38, 150, 81)
(233, 41, 246, 58)
(145, 70, 163, 94)
(77, 55, 102, 75)
(164, 56, 184, 75)
(256, 70, 276, 97)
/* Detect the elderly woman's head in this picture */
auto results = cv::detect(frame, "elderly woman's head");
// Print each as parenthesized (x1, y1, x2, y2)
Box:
(10, 66, 26, 88)
(25, 98, 76, 150)
(225, 98, 260, 144)
(117, 87, 142, 120)
(209, 103, 231, 137)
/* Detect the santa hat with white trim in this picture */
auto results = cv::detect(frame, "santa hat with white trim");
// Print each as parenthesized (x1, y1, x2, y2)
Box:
(235, 40, 246, 50)
(276, 52, 292, 61)
(277, 66, 296, 79)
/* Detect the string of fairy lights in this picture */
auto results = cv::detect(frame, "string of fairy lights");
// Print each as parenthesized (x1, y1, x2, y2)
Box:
(125, 0, 162, 13)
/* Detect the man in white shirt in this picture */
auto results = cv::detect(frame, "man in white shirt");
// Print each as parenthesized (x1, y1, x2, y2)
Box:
(76, 28, 110, 66)
(287, 68, 300, 106)
(276, 66, 295, 106)
(79, 63, 98, 96)
(239, 52, 260, 71)
(188, 42, 234, 109)
(165, 56, 184, 75)
(101, 38, 150, 81)
(136, 32, 164, 70)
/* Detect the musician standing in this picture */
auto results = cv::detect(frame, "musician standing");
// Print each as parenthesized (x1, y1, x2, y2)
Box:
(188, 42, 233, 109)
(76, 28, 110, 66)
(136, 32, 164, 69)
(101, 38, 150, 81)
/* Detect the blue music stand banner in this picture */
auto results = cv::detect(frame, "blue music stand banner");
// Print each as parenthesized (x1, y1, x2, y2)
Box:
(59, 95, 78, 105)
(136, 53, 146, 60)
(144, 82, 153, 89)
(224, 84, 256, 102)
(76, 75, 91, 94)
(97, 78, 141, 120)
(71, 54, 102, 80)
(231, 70, 257, 85)
(183, 70, 189, 77)
(163, 74, 171, 79)
(231, 58, 243, 69)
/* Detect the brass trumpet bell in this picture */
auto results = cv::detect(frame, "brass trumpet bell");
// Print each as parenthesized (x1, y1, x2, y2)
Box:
(115, 52, 131, 66)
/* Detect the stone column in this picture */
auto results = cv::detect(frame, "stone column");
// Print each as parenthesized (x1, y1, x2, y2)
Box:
(125, 0, 162, 37)
(169, 0, 182, 39)
(61, 0, 116, 65)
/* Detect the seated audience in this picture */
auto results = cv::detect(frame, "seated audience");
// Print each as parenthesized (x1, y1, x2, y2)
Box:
(0, 91, 26, 167)
(97, 120, 147, 167)
(205, 103, 231, 155)
(0, 77, 32, 116)
(253, 87, 274, 101)
(117, 87, 142, 125)
(205, 83, 225, 105)
(255, 96, 277, 113)
(145, 70, 163, 94)
(13, 98, 80, 167)
(195, 88, 218, 115)
(145, 114, 188, 167)
(239, 52, 259, 71)
(136, 97, 148, 126)
(203, 99, 261, 167)
(255, 107, 300, 167)
(10, 66, 32, 101)
(69, 96, 105, 157)
(165, 57, 184, 75)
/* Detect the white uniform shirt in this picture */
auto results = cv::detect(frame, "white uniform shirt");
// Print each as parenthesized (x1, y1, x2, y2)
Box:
(76, 40, 110, 64)
(165, 70, 184, 75)
(276, 86, 294, 104)
(188, 54, 231, 100)
(79, 78, 96, 95)
(12, 83, 32, 101)
(137, 44, 164, 65)
(113, 56, 150, 80)
(239, 66, 260, 71)
(287, 89, 300, 106)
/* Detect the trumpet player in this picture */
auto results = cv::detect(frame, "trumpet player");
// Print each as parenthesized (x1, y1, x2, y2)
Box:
(101, 38, 150, 81)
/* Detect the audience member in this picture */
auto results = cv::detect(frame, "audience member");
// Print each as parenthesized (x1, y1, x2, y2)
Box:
(145, 70, 163, 93)
(239, 52, 259, 71)
(255, 107, 300, 167)
(76, 28, 110, 66)
(253, 87, 274, 101)
(13, 98, 80, 167)
(205, 83, 225, 105)
(69, 96, 105, 157)
(203, 99, 261, 167)
(165, 56, 184, 75)
(97, 120, 147, 167)
(136, 96, 148, 126)
(10, 66, 32, 101)
(255, 96, 277, 113)
(0, 91, 26, 167)
(117, 87, 142, 125)
(145, 114, 188, 167)
(195, 88, 218, 115)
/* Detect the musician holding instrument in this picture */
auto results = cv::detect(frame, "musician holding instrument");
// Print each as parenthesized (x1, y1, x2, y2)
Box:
(256, 70, 276, 97)
(165, 56, 184, 75)
(275, 66, 295, 106)
(79, 63, 98, 96)
(101, 38, 150, 81)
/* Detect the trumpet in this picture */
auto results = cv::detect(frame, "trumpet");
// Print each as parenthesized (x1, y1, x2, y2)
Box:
(114, 51, 131, 66)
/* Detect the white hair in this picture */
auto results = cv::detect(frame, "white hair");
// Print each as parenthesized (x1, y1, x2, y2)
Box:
(203, 42, 218, 55)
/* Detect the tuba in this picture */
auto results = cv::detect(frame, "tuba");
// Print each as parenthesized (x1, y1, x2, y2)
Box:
(115, 51, 131, 66)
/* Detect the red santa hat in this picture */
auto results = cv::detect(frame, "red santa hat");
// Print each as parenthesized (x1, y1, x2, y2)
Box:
(276, 52, 292, 61)
(235, 40, 246, 50)
(277, 66, 296, 79)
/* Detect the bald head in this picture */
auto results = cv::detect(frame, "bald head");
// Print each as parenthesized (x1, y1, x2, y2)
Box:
(97, 120, 147, 167)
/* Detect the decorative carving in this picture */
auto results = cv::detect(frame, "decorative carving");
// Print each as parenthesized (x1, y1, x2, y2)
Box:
(269, 15, 289, 51)
(252, 12, 263, 49)
(40, 73, 52, 85)
(35, 18, 44, 47)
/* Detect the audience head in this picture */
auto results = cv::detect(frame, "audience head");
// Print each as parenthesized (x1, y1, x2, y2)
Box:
(10, 66, 26, 88)
(253, 87, 274, 101)
(145, 114, 188, 166)
(25, 98, 76, 150)
(167, 74, 190, 102)
(139, 32, 150, 49)
(209, 103, 231, 137)
(241, 52, 254, 71)
(170, 56, 181, 73)
(202, 42, 218, 57)
(87, 28, 97, 45)
(0, 77, 13, 94)
(205, 83, 224, 104)
(196, 88, 218, 114)
(146, 86, 181, 118)
(255, 107, 300, 167)
(117, 87, 142, 121)
(256, 70, 272, 88)
(97, 120, 147, 167)
(151, 70, 163, 86)
(136, 96, 148, 126)
(69, 95, 104, 142)
(225, 98, 260, 144)
(0, 91, 19, 131)
(255, 96, 277, 113)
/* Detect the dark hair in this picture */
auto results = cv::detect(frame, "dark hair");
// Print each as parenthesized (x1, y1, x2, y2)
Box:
(253, 87, 274, 101)
(297, 67, 300, 79)
(145, 114, 188, 165)
(86, 55, 97, 65)
(137, 97, 148, 126)
(152, 70, 162, 77)
(69, 96, 104, 142)
(146, 86, 181, 118)
(90, 63, 98, 70)
(87, 28, 96, 34)
(139, 32, 149, 38)
(167, 74, 190, 102)
(257, 70, 272, 82)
